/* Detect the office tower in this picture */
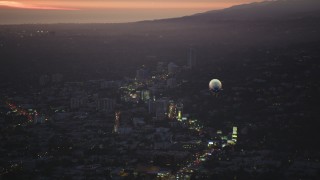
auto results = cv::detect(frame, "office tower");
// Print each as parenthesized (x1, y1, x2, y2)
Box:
(155, 98, 169, 120)
(187, 48, 196, 69)
(176, 103, 183, 120)
(232, 126, 238, 142)
(114, 111, 121, 133)
(168, 101, 177, 120)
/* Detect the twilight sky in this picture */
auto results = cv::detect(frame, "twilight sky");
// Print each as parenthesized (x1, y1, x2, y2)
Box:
(0, 0, 264, 24)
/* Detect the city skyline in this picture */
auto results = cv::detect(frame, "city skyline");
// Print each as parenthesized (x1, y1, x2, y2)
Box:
(0, 0, 264, 24)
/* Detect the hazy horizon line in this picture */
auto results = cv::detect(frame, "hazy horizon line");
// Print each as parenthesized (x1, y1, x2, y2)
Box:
(0, 1, 262, 25)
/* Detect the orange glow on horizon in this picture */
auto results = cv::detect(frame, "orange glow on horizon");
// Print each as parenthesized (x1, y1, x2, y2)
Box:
(41, 1, 240, 10)
(0, 0, 263, 10)
(0, 1, 79, 10)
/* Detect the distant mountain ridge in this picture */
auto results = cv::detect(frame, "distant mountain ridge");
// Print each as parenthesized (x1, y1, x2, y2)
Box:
(152, 0, 320, 23)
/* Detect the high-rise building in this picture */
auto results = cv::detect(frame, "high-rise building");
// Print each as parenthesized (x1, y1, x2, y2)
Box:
(168, 101, 177, 120)
(141, 90, 151, 102)
(232, 126, 238, 142)
(114, 111, 121, 133)
(176, 103, 183, 120)
(187, 48, 197, 69)
(155, 98, 169, 120)
(148, 99, 156, 114)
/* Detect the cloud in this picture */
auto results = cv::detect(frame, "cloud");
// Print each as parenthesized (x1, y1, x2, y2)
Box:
(0, 1, 79, 10)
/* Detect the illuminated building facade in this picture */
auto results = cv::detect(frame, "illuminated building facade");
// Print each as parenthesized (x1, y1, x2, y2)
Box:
(232, 126, 238, 142)
(168, 101, 177, 120)
(176, 103, 183, 120)
(141, 90, 151, 102)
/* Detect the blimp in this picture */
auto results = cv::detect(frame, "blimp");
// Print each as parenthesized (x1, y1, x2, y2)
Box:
(209, 79, 222, 95)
